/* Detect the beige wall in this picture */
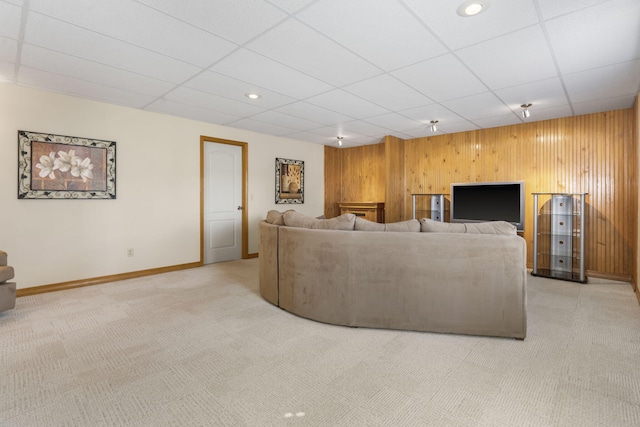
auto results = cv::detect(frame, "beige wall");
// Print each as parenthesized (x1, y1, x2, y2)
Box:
(0, 84, 325, 289)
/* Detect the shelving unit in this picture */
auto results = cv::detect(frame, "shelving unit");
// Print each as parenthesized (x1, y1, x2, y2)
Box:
(532, 193, 587, 283)
(411, 194, 447, 222)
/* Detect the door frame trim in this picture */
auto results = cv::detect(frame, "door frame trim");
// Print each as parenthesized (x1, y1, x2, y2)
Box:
(200, 136, 249, 263)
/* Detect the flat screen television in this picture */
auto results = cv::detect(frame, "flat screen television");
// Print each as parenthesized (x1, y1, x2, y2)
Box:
(450, 181, 525, 232)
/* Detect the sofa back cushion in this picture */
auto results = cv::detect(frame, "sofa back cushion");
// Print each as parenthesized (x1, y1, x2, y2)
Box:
(420, 218, 467, 233)
(265, 210, 293, 225)
(420, 218, 516, 235)
(355, 217, 420, 232)
(464, 221, 517, 235)
(283, 211, 356, 230)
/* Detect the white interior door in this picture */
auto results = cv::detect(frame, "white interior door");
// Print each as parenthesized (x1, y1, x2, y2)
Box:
(204, 142, 242, 264)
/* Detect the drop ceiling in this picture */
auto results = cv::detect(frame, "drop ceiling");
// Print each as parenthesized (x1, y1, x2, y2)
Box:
(1, 0, 639, 147)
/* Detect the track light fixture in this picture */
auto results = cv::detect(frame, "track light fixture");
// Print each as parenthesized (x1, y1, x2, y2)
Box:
(336, 136, 343, 147)
(429, 120, 439, 133)
(521, 103, 532, 119)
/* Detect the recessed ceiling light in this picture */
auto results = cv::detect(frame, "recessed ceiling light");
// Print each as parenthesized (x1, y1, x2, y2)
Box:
(457, 1, 489, 17)
(245, 93, 261, 100)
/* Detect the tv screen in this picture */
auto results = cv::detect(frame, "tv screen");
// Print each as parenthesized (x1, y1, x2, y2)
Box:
(450, 182, 524, 231)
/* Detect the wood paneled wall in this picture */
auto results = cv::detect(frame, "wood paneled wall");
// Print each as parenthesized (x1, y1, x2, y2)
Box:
(325, 142, 386, 218)
(325, 109, 638, 281)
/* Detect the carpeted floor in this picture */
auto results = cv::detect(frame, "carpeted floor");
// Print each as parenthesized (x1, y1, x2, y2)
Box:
(1, 258, 639, 426)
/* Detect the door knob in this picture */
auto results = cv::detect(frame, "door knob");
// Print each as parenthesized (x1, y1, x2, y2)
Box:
(237, 206, 243, 210)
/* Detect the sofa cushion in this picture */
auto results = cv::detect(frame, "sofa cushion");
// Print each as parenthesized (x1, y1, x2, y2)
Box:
(354, 217, 386, 231)
(355, 218, 420, 232)
(420, 218, 467, 233)
(385, 219, 421, 232)
(283, 211, 356, 230)
(420, 218, 517, 235)
(464, 221, 517, 235)
(266, 210, 292, 225)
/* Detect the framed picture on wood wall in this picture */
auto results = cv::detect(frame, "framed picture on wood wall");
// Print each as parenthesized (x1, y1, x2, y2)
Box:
(18, 130, 116, 199)
(275, 158, 304, 204)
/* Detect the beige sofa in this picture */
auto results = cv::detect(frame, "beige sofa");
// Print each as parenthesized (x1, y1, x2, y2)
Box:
(0, 250, 16, 313)
(259, 211, 527, 339)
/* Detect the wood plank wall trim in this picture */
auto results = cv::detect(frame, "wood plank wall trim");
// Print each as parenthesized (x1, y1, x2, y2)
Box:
(325, 108, 638, 280)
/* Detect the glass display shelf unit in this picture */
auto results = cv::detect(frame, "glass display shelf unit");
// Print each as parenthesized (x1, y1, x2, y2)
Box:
(411, 194, 448, 222)
(532, 193, 587, 283)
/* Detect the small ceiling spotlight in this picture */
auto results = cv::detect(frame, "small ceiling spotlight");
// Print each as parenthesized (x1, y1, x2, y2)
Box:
(521, 103, 532, 119)
(336, 136, 344, 147)
(245, 93, 261, 100)
(457, 1, 490, 17)
(429, 120, 439, 133)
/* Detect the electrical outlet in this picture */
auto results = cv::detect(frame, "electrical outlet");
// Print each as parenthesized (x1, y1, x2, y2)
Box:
(127, 248, 134, 257)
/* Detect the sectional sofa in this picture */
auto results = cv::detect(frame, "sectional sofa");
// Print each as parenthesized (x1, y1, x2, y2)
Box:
(0, 250, 16, 313)
(259, 211, 528, 339)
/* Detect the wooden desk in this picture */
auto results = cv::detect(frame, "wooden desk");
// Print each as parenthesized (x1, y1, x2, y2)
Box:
(338, 202, 385, 223)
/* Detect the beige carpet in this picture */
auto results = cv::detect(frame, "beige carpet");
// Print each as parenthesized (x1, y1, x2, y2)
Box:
(1, 258, 639, 426)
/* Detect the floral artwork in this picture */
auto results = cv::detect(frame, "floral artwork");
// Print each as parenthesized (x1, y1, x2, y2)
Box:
(18, 131, 116, 199)
(275, 158, 304, 204)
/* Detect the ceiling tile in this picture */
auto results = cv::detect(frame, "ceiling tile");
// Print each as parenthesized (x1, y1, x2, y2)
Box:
(494, 77, 569, 110)
(163, 86, 266, 117)
(340, 120, 402, 138)
(343, 74, 434, 111)
(399, 104, 468, 125)
(298, 0, 447, 71)
(443, 92, 513, 120)
(18, 66, 157, 108)
(145, 98, 242, 124)
(472, 114, 523, 129)
(393, 54, 488, 102)
(210, 48, 333, 99)
(265, 0, 315, 14)
(246, 18, 382, 86)
(363, 113, 424, 133)
(248, 110, 325, 131)
(572, 94, 637, 115)
(404, 0, 539, 50)
(305, 89, 390, 119)
(457, 25, 558, 90)
(227, 117, 299, 136)
(545, 0, 640, 74)
(24, 13, 201, 83)
(135, 0, 287, 45)
(29, 0, 237, 68)
(564, 60, 640, 104)
(405, 120, 480, 138)
(519, 105, 574, 122)
(0, 60, 15, 82)
(20, 44, 175, 97)
(536, 0, 614, 20)
(184, 71, 296, 109)
(285, 131, 337, 145)
(0, 1, 22, 39)
(306, 125, 369, 140)
(0, 36, 17, 63)
(275, 101, 353, 125)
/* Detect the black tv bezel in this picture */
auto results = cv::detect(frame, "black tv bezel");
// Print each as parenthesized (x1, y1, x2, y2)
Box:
(450, 181, 525, 232)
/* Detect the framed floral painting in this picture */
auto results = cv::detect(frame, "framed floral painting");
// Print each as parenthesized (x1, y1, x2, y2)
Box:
(18, 130, 116, 199)
(275, 158, 303, 204)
